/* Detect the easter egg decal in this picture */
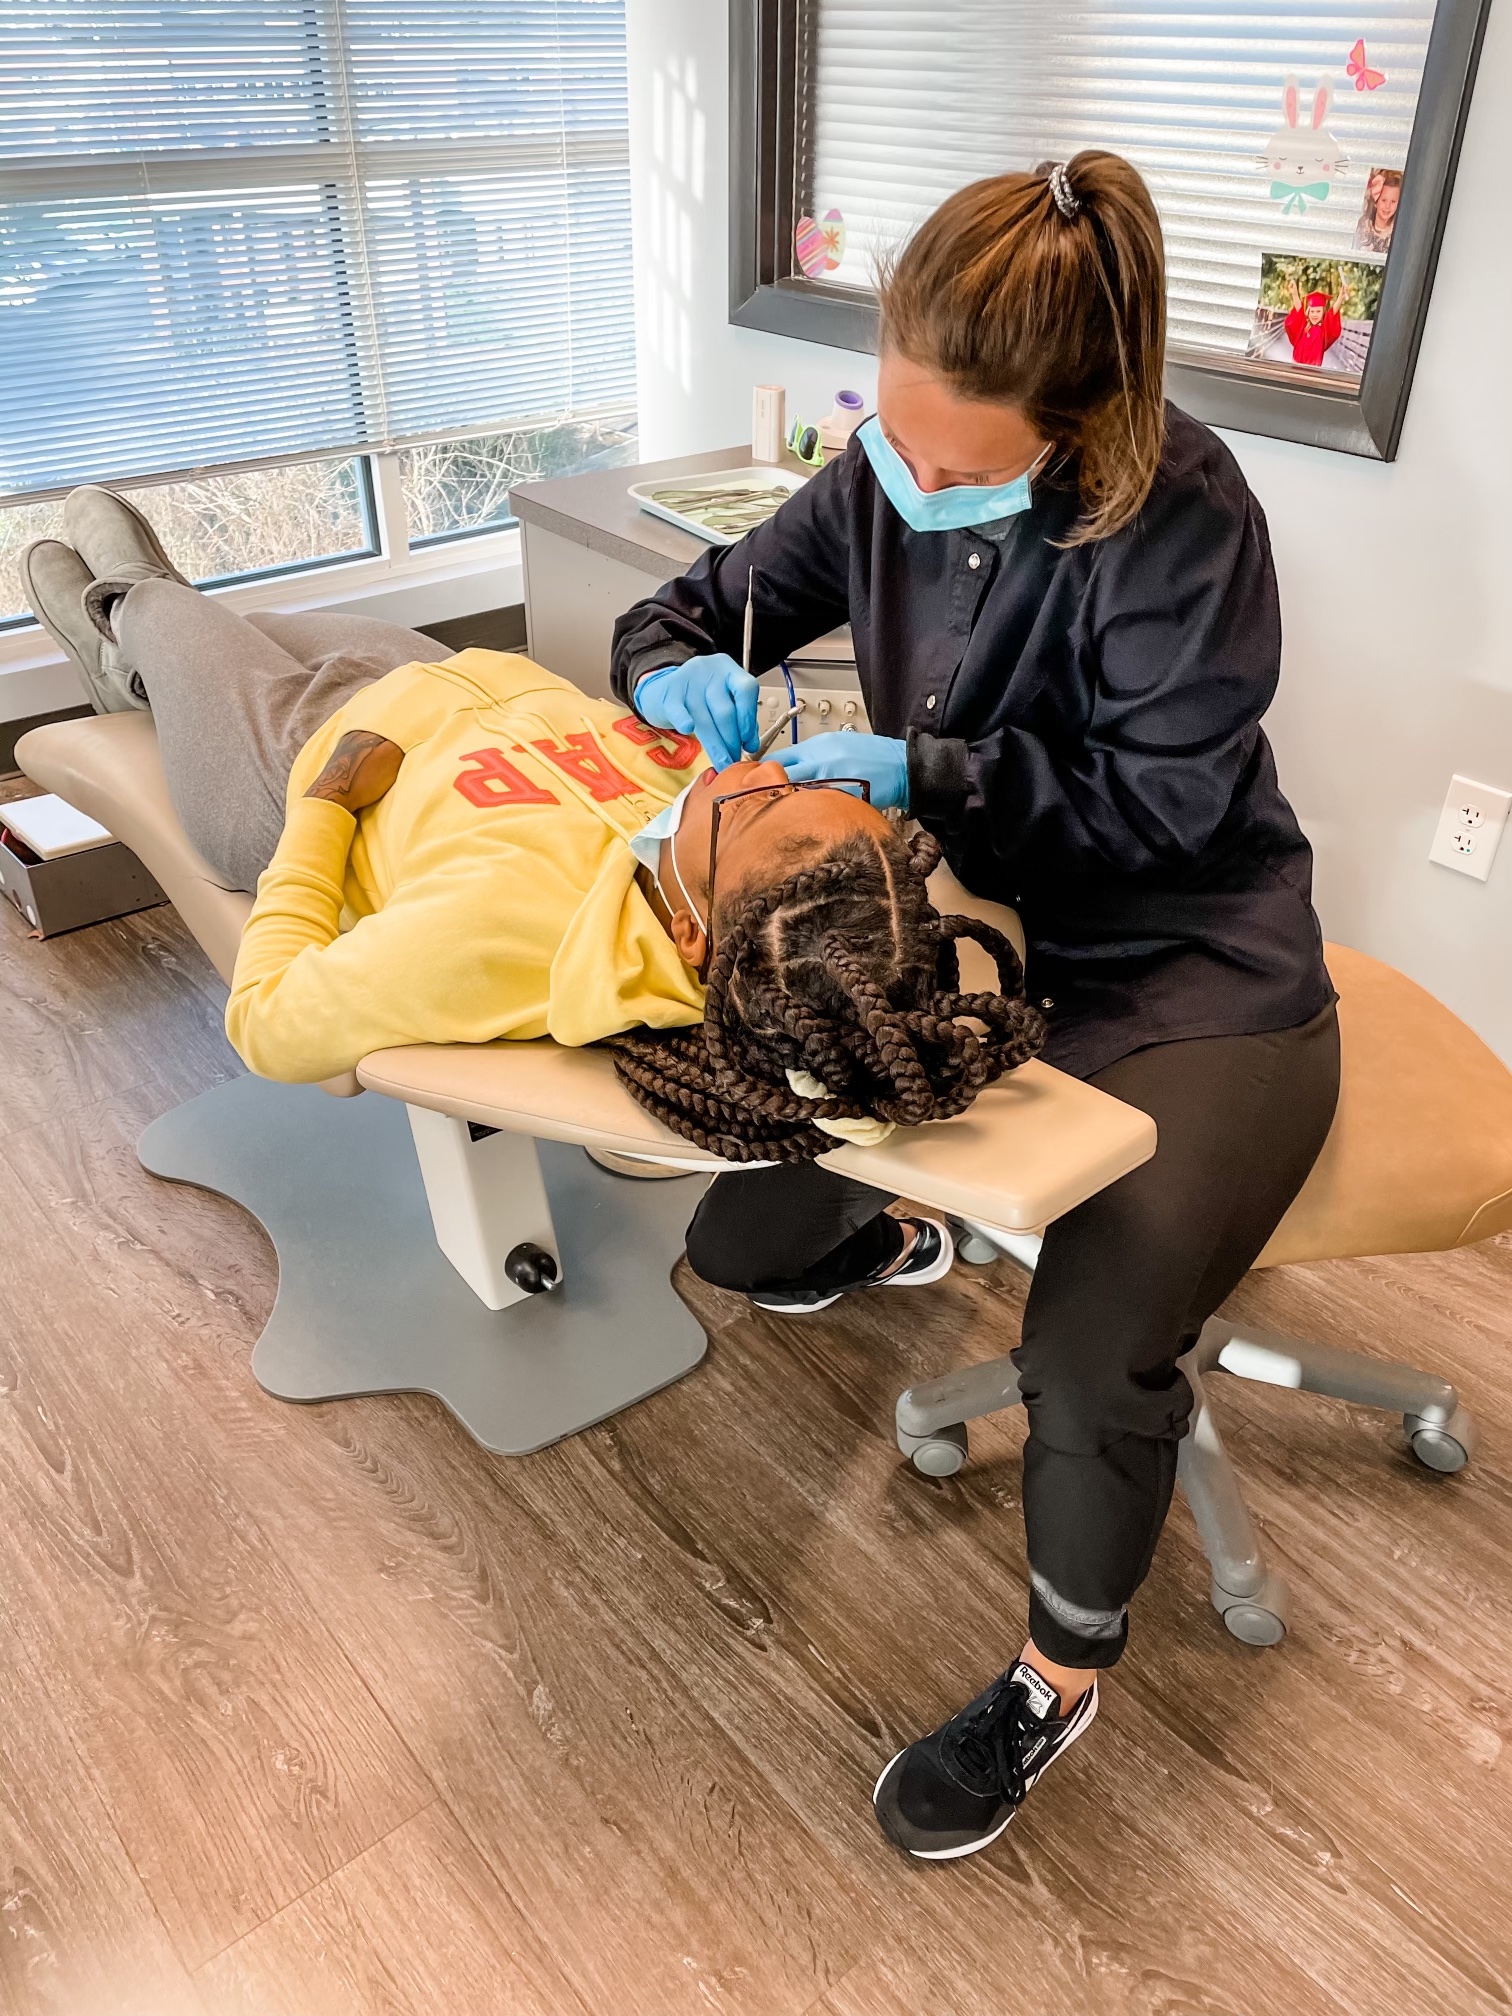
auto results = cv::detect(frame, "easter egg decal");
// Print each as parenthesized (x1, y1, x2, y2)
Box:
(795, 209, 846, 277)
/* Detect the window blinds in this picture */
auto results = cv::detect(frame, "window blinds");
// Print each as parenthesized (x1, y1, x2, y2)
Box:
(0, 1, 633, 502)
(796, 0, 1434, 362)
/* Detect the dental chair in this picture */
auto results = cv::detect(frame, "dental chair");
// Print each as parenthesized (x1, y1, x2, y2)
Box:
(15, 711, 1151, 1452)
(19, 711, 1511, 1649)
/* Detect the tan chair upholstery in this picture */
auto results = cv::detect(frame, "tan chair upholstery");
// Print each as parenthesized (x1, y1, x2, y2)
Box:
(1257, 943, 1512, 1266)
(15, 712, 1154, 1227)
(357, 849, 1107, 1231)
(356, 1042, 1152, 1233)
(17, 711, 252, 985)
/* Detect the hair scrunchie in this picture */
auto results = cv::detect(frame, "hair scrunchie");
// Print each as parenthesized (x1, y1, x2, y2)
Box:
(1047, 162, 1080, 218)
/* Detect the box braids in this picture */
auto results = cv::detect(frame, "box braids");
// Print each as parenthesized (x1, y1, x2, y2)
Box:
(605, 827, 1044, 1162)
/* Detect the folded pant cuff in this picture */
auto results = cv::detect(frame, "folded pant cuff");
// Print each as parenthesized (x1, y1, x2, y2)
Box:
(1028, 1576, 1129, 1672)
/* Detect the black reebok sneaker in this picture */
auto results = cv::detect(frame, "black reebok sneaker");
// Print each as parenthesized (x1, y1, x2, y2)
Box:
(748, 1216, 954, 1315)
(873, 1660, 1099, 1859)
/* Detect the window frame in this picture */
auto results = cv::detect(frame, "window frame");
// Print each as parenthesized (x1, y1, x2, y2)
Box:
(0, 445, 525, 704)
(0, 448, 383, 636)
(0, 394, 639, 687)
(727, 0, 1493, 460)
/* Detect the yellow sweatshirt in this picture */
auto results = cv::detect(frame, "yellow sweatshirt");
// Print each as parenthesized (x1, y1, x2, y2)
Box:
(226, 650, 707, 1083)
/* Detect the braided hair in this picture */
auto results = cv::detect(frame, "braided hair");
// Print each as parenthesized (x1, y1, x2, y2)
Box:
(605, 826, 1045, 1162)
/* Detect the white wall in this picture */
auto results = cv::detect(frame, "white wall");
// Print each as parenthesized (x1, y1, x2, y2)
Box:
(626, 0, 1512, 1062)
(626, 3, 880, 461)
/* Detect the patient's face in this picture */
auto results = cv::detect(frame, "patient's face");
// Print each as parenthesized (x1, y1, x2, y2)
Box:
(681, 756, 890, 898)
(660, 756, 891, 969)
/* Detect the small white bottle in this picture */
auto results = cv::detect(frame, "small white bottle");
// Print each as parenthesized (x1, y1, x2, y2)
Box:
(751, 384, 786, 462)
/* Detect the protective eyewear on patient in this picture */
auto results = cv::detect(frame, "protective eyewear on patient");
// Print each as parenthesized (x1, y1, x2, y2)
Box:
(701, 777, 871, 980)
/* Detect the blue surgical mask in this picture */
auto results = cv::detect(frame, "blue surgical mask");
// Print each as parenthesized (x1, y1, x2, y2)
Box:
(857, 414, 1049, 534)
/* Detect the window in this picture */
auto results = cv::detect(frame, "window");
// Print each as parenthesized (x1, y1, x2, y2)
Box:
(399, 410, 639, 546)
(0, 2, 634, 567)
(730, 0, 1492, 457)
(0, 458, 375, 627)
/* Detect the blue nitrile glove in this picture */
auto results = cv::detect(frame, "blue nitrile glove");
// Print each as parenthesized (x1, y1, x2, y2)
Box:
(635, 654, 761, 772)
(769, 730, 911, 811)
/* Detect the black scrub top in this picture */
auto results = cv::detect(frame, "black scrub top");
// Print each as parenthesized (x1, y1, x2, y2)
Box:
(610, 402, 1332, 1080)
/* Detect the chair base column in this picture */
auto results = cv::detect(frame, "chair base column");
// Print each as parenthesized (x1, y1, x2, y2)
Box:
(138, 1073, 710, 1454)
(1176, 1361, 1292, 1644)
(406, 1105, 560, 1311)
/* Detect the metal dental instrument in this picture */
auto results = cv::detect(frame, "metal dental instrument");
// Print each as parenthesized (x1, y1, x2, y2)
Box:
(755, 703, 802, 758)
(745, 571, 805, 757)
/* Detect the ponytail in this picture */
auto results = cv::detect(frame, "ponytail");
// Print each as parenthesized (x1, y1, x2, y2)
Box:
(877, 151, 1167, 544)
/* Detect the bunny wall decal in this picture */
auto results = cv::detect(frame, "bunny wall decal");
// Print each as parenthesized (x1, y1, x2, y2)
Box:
(1260, 77, 1347, 214)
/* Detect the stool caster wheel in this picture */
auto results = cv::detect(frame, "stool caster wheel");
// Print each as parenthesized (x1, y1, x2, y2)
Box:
(1211, 1571, 1290, 1647)
(1405, 1406, 1476, 1473)
(899, 1421, 968, 1477)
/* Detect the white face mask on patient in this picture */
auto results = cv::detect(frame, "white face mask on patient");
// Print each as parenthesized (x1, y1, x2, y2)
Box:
(629, 781, 704, 930)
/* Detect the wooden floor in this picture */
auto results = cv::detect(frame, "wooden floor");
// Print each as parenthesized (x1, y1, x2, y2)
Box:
(0, 875, 1509, 2016)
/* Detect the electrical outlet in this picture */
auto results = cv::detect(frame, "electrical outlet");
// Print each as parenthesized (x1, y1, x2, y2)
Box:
(755, 685, 871, 745)
(1428, 773, 1511, 883)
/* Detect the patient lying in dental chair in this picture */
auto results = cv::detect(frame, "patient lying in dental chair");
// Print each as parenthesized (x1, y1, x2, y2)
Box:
(23, 490, 1042, 1161)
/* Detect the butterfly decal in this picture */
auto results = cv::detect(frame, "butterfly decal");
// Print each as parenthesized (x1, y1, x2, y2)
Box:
(1346, 40, 1386, 90)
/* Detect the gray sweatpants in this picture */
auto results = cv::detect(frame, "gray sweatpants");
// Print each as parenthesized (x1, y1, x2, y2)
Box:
(115, 579, 435, 892)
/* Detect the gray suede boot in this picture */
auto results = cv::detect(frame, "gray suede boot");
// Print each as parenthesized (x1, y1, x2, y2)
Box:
(19, 538, 149, 715)
(62, 485, 191, 594)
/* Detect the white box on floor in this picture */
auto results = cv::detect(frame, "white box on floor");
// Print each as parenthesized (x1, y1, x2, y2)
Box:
(0, 792, 166, 937)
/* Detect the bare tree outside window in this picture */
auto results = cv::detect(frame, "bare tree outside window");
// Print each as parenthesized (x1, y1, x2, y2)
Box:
(399, 412, 639, 545)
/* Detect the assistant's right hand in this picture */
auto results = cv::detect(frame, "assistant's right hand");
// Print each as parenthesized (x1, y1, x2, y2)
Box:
(635, 653, 760, 772)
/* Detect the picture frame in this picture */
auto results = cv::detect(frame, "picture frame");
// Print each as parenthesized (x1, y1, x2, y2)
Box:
(727, 0, 1493, 460)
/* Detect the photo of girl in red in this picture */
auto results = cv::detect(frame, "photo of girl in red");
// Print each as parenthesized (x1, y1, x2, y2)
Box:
(1284, 279, 1343, 366)
(1247, 253, 1384, 377)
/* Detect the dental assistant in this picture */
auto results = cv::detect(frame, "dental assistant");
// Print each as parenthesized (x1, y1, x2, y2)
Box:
(611, 154, 1339, 1863)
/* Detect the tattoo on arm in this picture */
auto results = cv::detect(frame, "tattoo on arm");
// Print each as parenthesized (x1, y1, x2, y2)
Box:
(307, 731, 397, 804)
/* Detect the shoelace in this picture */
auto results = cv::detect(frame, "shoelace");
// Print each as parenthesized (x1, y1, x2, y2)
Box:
(940, 1678, 1044, 1807)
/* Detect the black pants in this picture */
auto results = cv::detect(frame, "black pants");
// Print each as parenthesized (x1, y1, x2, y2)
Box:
(684, 1005, 1341, 1671)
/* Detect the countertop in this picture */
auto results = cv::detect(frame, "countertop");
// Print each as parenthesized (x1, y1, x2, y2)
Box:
(509, 444, 815, 578)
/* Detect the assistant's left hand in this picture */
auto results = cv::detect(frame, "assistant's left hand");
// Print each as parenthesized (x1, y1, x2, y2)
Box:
(769, 730, 910, 811)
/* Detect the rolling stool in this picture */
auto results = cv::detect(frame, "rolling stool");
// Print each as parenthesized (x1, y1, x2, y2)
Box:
(902, 945, 1512, 1644)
